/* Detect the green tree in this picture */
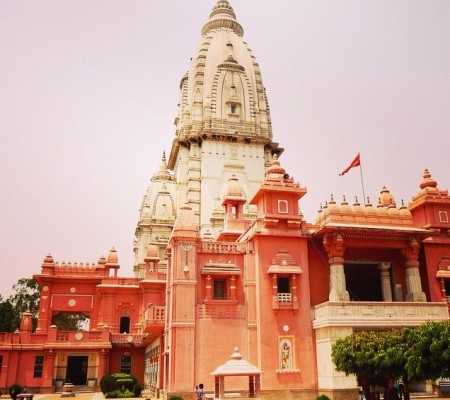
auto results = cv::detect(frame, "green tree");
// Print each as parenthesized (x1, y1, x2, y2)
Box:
(0, 297, 16, 332)
(8, 277, 40, 331)
(332, 329, 406, 385)
(2, 277, 88, 333)
(403, 321, 450, 381)
(52, 313, 88, 331)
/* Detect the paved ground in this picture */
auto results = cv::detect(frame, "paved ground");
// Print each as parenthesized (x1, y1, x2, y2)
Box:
(0, 394, 156, 400)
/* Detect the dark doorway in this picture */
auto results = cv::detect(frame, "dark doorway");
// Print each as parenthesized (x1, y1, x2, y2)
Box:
(120, 316, 130, 333)
(66, 356, 88, 385)
(345, 263, 383, 301)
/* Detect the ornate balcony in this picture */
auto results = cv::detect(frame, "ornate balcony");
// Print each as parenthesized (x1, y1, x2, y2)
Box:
(312, 301, 450, 329)
(110, 333, 148, 346)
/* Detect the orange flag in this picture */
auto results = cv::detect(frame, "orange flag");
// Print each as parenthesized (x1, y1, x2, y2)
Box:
(339, 153, 361, 176)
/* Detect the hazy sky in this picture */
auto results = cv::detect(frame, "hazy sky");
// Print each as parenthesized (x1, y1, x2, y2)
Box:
(1, 1, 449, 297)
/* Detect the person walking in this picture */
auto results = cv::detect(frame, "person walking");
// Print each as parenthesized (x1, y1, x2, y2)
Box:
(195, 383, 204, 400)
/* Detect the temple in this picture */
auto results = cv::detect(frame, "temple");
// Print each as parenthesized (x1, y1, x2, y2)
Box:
(1, 2, 449, 400)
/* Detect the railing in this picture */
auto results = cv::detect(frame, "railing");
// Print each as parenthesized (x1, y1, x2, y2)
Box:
(100, 277, 141, 286)
(144, 306, 165, 326)
(110, 333, 147, 346)
(313, 301, 450, 329)
(277, 293, 292, 303)
(55, 331, 103, 342)
(150, 306, 165, 321)
(201, 241, 246, 254)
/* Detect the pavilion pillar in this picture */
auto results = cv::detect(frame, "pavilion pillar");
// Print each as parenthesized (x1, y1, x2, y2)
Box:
(379, 263, 392, 302)
(255, 375, 261, 398)
(219, 376, 225, 399)
(249, 375, 255, 397)
(214, 376, 219, 399)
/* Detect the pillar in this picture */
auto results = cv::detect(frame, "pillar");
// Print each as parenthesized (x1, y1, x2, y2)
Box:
(230, 275, 237, 301)
(324, 234, 349, 301)
(219, 376, 225, 399)
(440, 279, 447, 302)
(329, 258, 349, 301)
(403, 237, 426, 302)
(379, 263, 392, 302)
(214, 376, 220, 398)
(41, 350, 56, 393)
(206, 275, 212, 301)
(255, 375, 261, 398)
(249, 375, 255, 398)
(98, 350, 109, 383)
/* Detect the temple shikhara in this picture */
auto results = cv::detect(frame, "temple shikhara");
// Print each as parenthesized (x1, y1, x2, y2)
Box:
(1, 2, 449, 400)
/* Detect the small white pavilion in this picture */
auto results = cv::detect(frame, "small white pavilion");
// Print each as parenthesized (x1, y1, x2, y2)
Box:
(211, 347, 263, 399)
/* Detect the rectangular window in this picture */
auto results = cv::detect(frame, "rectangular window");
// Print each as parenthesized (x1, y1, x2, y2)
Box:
(213, 279, 227, 300)
(439, 211, 449, 223)
(278, 200, 288, 214)
(277, 277, 291, 302)
(33, 355, 44, 378)
(120, 355, 132, 374)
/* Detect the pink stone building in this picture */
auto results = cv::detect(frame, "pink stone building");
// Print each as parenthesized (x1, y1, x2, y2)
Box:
(1, 2, 449, 400)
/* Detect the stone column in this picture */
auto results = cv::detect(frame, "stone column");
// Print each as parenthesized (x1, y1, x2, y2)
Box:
(219, 376, 225, 399)
(324, 234, 349, 301)
(255, 375, 261, 398)
(214, 376, 220, 399)
(403, 237, 426, 302)
(249, 375, 255, 398)
(97, 350, 109, 387)
(41, 350, 56, 393)
(379, 263, 392, 302)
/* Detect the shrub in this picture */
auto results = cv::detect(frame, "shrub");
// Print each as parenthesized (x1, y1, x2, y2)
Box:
(100, 375, 117, 394)
(316, 395, 331, 400)
(105, 389, 135, 398)
(168, 397, 184, 400)
(133, 383, 142, 397)
(118, 390, 135, 398)
(105, 390, 120, 398)
(9, 384, 23, 400)
(116, 378, 134, 392)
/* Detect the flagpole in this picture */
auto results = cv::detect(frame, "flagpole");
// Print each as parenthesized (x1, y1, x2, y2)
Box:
(359, 163, 366, 205)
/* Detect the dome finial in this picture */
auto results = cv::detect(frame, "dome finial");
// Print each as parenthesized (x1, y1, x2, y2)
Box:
(202, 0, 243, 37)
(419, 168, 438, 189)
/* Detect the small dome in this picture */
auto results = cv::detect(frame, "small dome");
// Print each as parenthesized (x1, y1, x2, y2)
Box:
(353, 197, 366, 219)
(315, 204, 324, 225)
(419, 168, 438, 189)
(106, 247, 118, 264)
(378, 186, 396, 208)
(226, 175, 244, 197)
(43, 253, 54, 263)
(265, 155, 286, 178)
(146, 244, 159, 259)
(173, 203, 199, 232)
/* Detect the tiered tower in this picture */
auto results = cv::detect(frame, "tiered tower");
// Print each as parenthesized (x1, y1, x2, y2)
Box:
(134, 0, 282, 272)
